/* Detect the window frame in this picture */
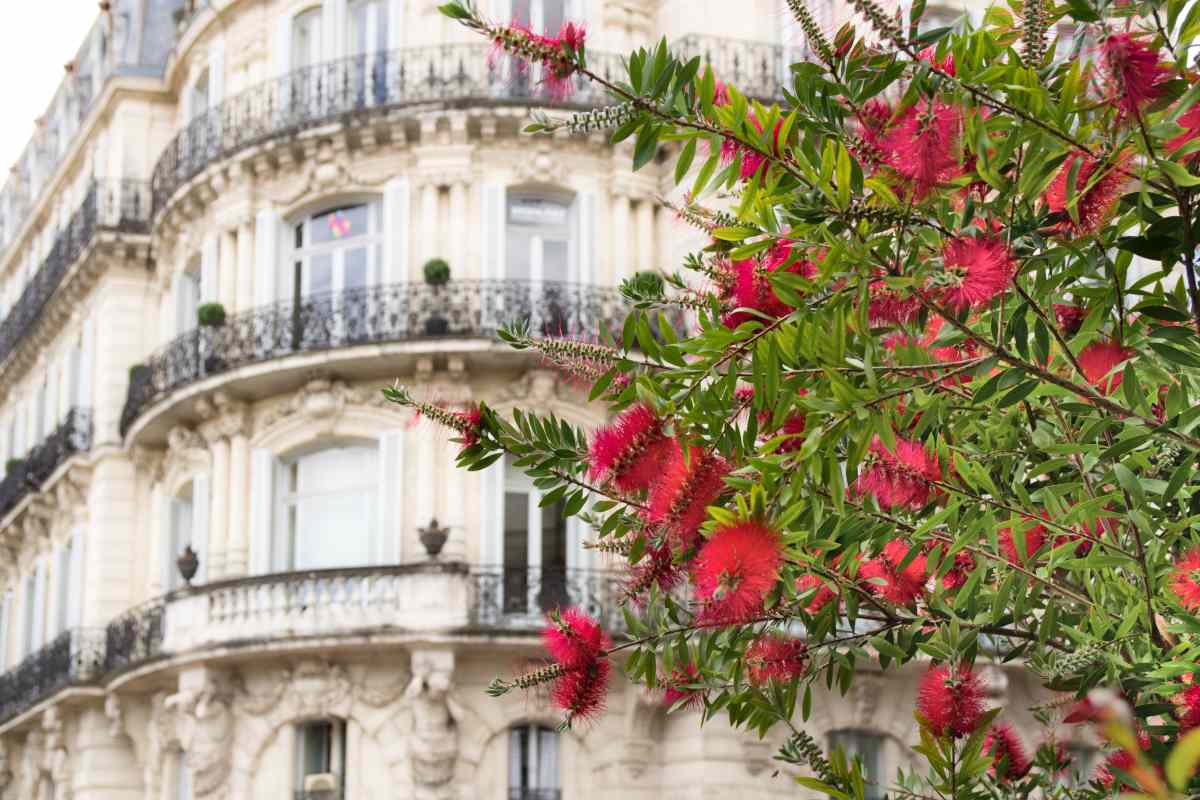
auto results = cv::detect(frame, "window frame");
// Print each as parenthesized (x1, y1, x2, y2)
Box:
(504, 191, 575, 285)
(294, 718, 347, 792)
(288, 202, 383, 302)
(508, 723, 561, 795)
(827, 729, 886, 800)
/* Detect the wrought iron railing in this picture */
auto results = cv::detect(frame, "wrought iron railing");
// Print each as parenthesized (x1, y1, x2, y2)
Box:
(103, 600, 166, 676)
(0, 179, 151, 370)
(0, 628, 104, 725)
(120, 280, 650, 435)
(149, 43, 627, 214)
(149, 37, 788, 216)
(0, 407, 92, 522)
(470, 566, 627, 634)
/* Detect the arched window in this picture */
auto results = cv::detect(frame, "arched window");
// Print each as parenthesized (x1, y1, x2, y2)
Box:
(508, 724, 560, 800)
(501, 455, 569, 615)
(288, 202, 382, 301)
(828, 729, 885, 800)
(187, 68, 210, 121)
(274, 443, 378, 571)
(505, 193, 572, 284)
(292, 7, 323, 70)
(295, 718, 346, 794)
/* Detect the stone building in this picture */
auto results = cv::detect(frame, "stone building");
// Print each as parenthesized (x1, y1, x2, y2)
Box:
(0, 1, 1087, 798)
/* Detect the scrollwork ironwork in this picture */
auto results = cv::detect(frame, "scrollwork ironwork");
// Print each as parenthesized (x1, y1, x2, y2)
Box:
(0, 629, 103, 725)
(0, 407, 92, 521)
(470, 566, 627, 635)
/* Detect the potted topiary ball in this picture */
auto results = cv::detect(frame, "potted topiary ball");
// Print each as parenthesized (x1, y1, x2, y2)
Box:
(196, 302, 228, 373)
(196, 302, 227, 327)
(423, 259, 451, 335)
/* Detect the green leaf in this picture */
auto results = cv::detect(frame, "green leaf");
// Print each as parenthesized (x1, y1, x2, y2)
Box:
(1166, 727, 1200, 790)
(674, 139, 697, 184)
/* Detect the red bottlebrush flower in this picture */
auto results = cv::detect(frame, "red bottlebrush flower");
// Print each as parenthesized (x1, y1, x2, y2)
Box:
(999, 516, 1048, 563)
(452, 406, 483, 451)
(881, 100, 964, 199)
(868, 278, 924, 327)
(734, 385, 757, 407)
(720, 114, 785, 181)
(916, 46, 956, 75)
(1102, 33, 1170, 119)
(712, 79, 731, 107)
(692, 520, 783, 625)
(645, 444, 731, 549)
(1078, 340, 1135, 395)
(925, 542, 974, 591)
(1063, 688, 1134, 726)
(984, 723, 1032, 781)
(853, 435, 943, 511)
(853, 99, 894, 166)
(551, 658, 610, 722)
(662, 663, 704, 710)
(1054, 303, 1087, 336)
(1167, 104, 1200, 162)
(757, 388, 809, 454)
(917, 663, 985, 738)
(1170, 547, 1200, 611)
(1175, 685, 1200, 731)
(796, 573, 837, 613)
(744, 635, 807, 686)
(1095, 728, 1152, 788)
(860, 539, 927, 605)
(489, 20, 585, 102)
(940, 237, 1015, 312)
(543, 608, 611, 670)
(587, 403, 673, 493)
(1044, 151, 1131, 238)
(626, 542, 685, 601)
(723, 243, 817, 329)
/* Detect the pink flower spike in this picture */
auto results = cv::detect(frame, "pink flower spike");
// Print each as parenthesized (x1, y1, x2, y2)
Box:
(587, 403, 673, 493)
(1103, 33, 1170, 119)
(940, 236, 1014, 312)
(1171, 547, 1200, 611)
(542, 608, 611, 669)
(744, 635, 807, 686)
(692, 520, 783, 625)
(917, 663, 985, 738)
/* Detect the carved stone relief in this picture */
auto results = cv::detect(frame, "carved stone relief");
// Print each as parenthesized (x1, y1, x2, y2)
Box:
(406, 651, 461, 799)
(166, 675, 235, 798)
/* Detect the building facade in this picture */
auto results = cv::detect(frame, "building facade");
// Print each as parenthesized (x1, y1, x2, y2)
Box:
(0, 1, 1083, 799)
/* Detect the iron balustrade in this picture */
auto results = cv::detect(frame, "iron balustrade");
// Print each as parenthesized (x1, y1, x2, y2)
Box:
(0, 408, 92, 522)
(0, 629, 104, 725)
(149, 37, 788, 216)
(103, 600, 167, 676)
(469, 565, 627, 634)
(150, 43, 627, 214)
(120, 279, 655, 435)
(0, 179, 151, 371)
(508, 790, 563, 800)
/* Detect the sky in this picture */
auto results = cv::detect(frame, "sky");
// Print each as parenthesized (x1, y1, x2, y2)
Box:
(0, 1, 98, 175)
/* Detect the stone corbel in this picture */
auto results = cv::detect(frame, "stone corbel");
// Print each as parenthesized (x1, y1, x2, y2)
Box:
(131, 446, 167, 484)
(166, 424, 204, 455)
(104, 693, 125, 739)
(196, 392, 250, 445)
(406, 650, 461, 798)
(166, 670, 235, 799)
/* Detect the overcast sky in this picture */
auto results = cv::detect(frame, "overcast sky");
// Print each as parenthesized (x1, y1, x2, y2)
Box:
(0, 1, 97, 173)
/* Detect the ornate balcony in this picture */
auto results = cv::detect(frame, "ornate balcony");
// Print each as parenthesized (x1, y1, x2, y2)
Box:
(0, 629, 104, 726)
(103, 600, 166, 676)
(149, 36, 787, 217)
(469, 566, 627, 634)
(0, 408, 92, 522)
(120, 280, 647, 437)
(0, 179, 151, 372)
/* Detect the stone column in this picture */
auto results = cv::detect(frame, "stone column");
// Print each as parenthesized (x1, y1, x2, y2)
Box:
(218, 228, 237, 313)
(70, 705, 142, 799)
(225, 428, 251, 577)
(635, 195, 655, 275)
(197, 393, 248, 581)
(448, 179, 467, 278)
(236, 220, 254, 313)
(420, 181, 439, 265)
(610, 188, 631, 286)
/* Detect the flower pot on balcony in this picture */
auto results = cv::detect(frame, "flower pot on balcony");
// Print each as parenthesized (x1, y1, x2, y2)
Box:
(176, 545, 199, 586)
(424, 315, 450, 336)
(418, 518, 450, 558)
(4, 458, 24, 477)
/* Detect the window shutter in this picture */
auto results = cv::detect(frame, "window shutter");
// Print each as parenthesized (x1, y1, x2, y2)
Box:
(208, 38, 226, 106)
(273, 13, 292, 77)
(192, 473, 211, 583)
(378, 430, 404, 564)
(157, 488, 174, 592)
(200, 234, 219, 303)
(68, 529, 84, 628)
(32, 562, 47, 649)
(78, 318, 94, 410)
(249, 449, 274, 575)
(566, 0, 588, 25)
(480, 183, 506, 281)
(387, 0, 404, 48)
(481, 460, 504, 566)
(574, 192, 595, 285)
(50, 544, 67, 636)
(382, 178, 410, 285)
(254, 208, 280, 306)
(0, 592, 10, 670)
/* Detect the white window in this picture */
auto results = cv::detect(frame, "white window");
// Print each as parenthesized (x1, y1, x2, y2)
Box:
(505, 194, 573, 284)
(274, 444, 378, 571)
(502, 455, 569, 615)
(918, 6, 961, 33)
(348, 0, 388, 57)
(295, 719, 346, 794)
(287, 203, 381, 302)
(291, 7, 323, 70)
(176, 261, 202, 335)
(169, 483, 196, 591)
(54, 541, 71, 634)
(512, 0, 566, 34)
(21, 572, 39, 656)
(508, 724, 560, 798)
(0, 592, 10, 670)
(171, 750, 192, 800)
(34, 379, 48, 442)
(828, 730, 884, 800)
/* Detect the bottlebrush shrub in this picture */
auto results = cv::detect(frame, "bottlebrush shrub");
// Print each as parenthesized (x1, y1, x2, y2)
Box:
(408, 0, 1200, 796)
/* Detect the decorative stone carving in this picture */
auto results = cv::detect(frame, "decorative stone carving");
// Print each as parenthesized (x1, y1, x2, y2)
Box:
(258, 375, 363, 430)
(268, 142, 386, 209)
(292, 660, 354, 718)
(232, 668, 292, 717)
(846, 670, 883, 724)
(406, 651, 461, 798)
(167, 676, 235, 798)
(104, 694, 123, 738)
(497, 369, 562, 405)
(131, 445, 167, 483)
(196, 393, 250, 445)
(355, 669, 413, 708)
(166, 425, 204, 454)
(41, 709, 69, 800)
(514, 143, 561, 184)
